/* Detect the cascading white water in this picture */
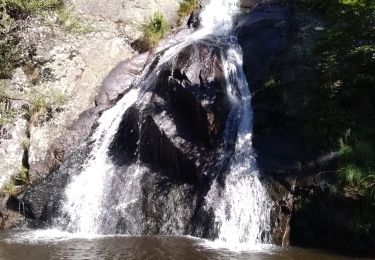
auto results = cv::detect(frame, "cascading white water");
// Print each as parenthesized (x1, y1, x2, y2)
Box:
(61, 89, 140, 234)
(205, 39, 272, 250)
(194, 0, 239, 38)
(58, 0, 271, 245)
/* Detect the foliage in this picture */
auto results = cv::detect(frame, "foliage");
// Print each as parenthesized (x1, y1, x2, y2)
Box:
(338, 140, 375, 200)
(0, 80, 68, 125)
(362, 174, 375, 201)
(2, 166, 28, 194)
(142, 12, 169, 49)
(292, 0, 375, 201)
(4, 179, 16, 195)
(299, 0, 375, 148)
(15, 166, 29, 184)
(0, 5, 19, 78)
(177, 0, 199, 25)
(0, 80, 16, 124)
(2, 0, 62, 14)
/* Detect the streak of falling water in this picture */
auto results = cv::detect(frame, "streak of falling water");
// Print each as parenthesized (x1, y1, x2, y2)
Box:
(61, 89, 140, 234)
(205, 38, 272, 250)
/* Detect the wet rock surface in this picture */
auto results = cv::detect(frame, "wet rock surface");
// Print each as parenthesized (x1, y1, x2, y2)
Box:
(108, 40, 231, 236)
(20, 141, 92, 226)
(110, 40, 230, 184)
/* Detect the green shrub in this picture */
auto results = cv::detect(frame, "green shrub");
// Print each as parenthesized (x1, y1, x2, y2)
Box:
(339, 164, 364, 187)
(15, 166, 29, 184)
(362, 175, 375, 201)
(0, 78, 68, 125)
(338, 140, 375, 200)
(296, 0, 375, 149)
(177, 0, 199, 25)
(4, 180, 16, 195)
(142, 12, 169, 49)
(3, 0, 62, 14)
(0, 7, 19, 78)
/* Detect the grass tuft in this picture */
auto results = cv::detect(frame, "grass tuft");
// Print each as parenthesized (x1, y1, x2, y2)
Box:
(142, 12, 169, 49)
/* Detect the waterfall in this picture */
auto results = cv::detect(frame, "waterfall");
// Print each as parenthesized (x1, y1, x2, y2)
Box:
(194, 0, 239, 38)
(57, 0, 271, 247)
(60, 89, 140, 234)
(205, 38, 272, 249)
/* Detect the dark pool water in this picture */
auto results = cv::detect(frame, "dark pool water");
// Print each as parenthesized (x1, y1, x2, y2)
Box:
(0, 230, 372, 260)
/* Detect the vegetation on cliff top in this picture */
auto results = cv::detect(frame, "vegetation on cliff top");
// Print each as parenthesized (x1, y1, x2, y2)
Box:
(1, 0, 62, 14)
(0, 0, 70, 189)
(0, 0, 83, 127)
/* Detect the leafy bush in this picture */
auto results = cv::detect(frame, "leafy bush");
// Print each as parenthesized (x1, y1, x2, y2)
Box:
(339, 165, 364, 187)
(0, 6, 19, 78)
(297, 0, 374, 146)
(4, 180, 16, 195)
(177, 0, 199, 25)
(338, 140, 375, 199)
(142, 12, 169, 49)
(3, 0, 62, 14)
(292, 0, 375, 202)
(362, 175, 375, 201)
(15, 166, 29, 185)
(0, 79, 68, 125)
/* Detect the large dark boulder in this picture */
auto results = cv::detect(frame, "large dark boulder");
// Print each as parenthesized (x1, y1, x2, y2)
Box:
(110, 40, 230, 185)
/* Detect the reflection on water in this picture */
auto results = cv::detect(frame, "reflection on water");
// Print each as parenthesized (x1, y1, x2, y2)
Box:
(0, 230, 370, 260)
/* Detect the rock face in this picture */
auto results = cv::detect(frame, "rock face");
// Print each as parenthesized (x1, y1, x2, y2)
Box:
(71, 0, 180, 39)
(0, 118, 27, 188)
(112, 41, 231, 235)
(0, 0, 185, 191)
(19, 38, 232, 234)
(0, 16, 136, 188)
(237, 1, 329, 174)
(111, 40, 230, 177)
